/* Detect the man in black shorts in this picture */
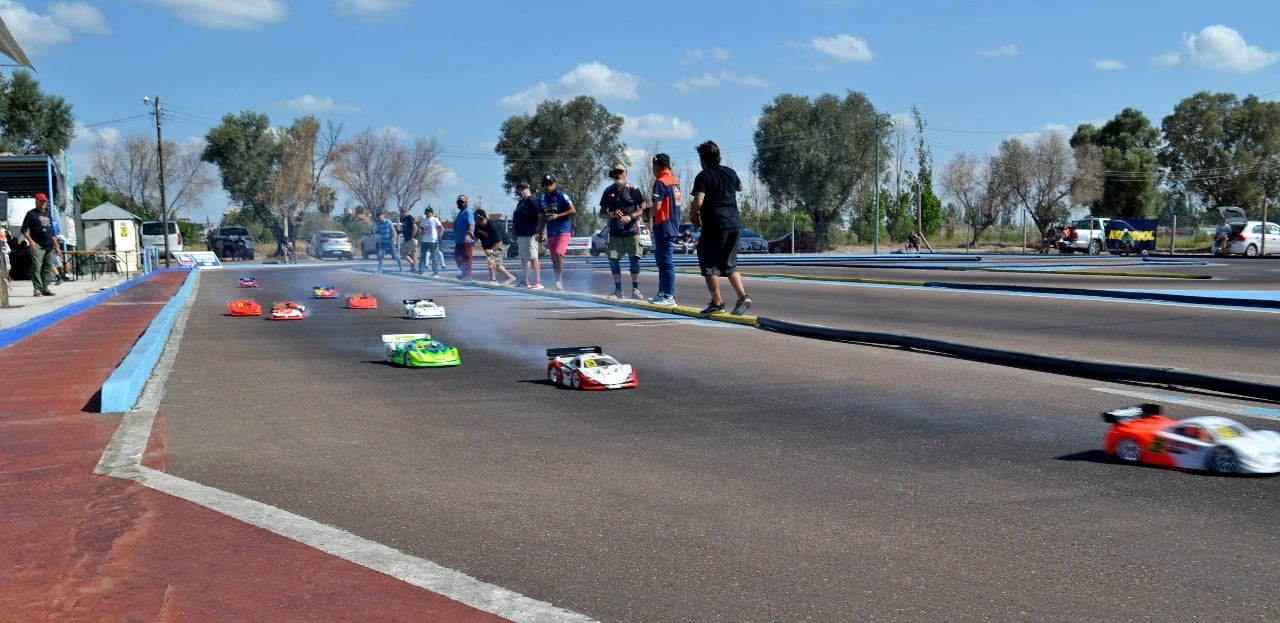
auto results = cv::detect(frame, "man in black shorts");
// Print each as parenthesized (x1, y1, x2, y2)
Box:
(690, 140, 751, 316)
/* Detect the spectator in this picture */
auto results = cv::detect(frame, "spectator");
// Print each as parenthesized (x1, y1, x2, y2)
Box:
(475, 209, 516, 285)
(599, 162, 646, 299)
(21, 193, 57, 297)
(646, 153, 682, 306)
(690, 140, 750, 315)
(1214, 217, 1231, 255)
(374, 211, 401, 273)
(511, 181, 545, 289)
(453, 194, 476, 280)
(906, 232, 920, 253)
(400, 207, 419, 270)
(537, 173, 575, 291)
(418, 206, 445, 275)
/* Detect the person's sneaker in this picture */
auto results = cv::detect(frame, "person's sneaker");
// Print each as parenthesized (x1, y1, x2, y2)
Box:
(631, 288, 644, 300)
(33, 291, 42, 297)
(699, 301, 725, 316)
(502, 277, 518, 286)
(529, 282, 545, 290)
(41, 290, 55, 296)
(554, 281, 565, 292)
(489, 280, 499, 285)
(732, 295, 752, 315)
(648, 294, 666, 304)
(653, 295, 676, 307)
(606, 290, 623, 300)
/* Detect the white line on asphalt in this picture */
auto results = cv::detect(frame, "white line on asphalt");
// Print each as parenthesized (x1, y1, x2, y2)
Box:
(94, 273, 599, 623)
(1093, 387, 1280, 421)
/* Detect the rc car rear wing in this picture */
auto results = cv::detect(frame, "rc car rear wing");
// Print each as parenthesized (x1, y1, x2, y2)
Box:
(547, 346, 603, 358)
(382, 333, 431, 345)
(402, 298, 436, 304)
(1102, 403, 1162, 424)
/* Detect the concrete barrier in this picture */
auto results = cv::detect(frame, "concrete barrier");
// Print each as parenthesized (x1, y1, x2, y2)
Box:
(100, 270, 198, 413)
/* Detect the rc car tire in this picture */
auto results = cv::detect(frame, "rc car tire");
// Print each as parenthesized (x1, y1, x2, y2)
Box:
(1115, 438, 1142, 463)
(1208, 447, 1240, 473)
(571, 372, 580, 388)
(547, 367, 558, 385)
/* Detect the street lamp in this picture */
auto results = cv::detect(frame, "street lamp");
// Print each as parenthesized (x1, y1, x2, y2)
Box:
(873, 115, 894, 254)
(143, 96, 170, 267)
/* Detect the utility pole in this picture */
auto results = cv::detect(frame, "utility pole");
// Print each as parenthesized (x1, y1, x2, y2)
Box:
(144, 96, 170, 268)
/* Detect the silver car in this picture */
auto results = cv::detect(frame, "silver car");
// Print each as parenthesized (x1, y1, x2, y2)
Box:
(738, 229, 767, 253)
(1217, 206, 1280, 257)
(308, 230, 353, 260)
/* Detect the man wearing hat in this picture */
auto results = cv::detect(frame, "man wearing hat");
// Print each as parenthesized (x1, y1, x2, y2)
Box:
(536, 174, 575, 291)
(418, 206, 444, 275)
(598, 162, 646, 299)
(511, 181, 545, 288)
(21, 193, 57, 297)
(453, 194, 476, 280)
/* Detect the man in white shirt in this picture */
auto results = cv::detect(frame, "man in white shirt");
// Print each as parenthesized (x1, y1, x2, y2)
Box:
(418, 206, 445, 275)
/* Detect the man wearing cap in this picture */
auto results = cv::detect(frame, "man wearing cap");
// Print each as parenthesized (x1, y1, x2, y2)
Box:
(373, 210, 402, 273)
(418, 206, 444, 275)
(511, 181, 545, 288)
(598, 162, 646, 299)
(453, 194, 476, 280)
(21, 193, 57, 297)
(646, 153, 682, 307)
(537, 174, 575, 291)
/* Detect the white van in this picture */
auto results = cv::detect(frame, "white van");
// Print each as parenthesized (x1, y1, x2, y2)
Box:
(141, 221, 183, 257)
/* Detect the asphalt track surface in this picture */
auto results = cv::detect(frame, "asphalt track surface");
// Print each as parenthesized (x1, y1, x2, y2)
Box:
(147, 258, 1279, 622)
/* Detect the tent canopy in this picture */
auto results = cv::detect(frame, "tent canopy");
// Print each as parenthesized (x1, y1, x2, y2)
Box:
(0, 15, 34, 71)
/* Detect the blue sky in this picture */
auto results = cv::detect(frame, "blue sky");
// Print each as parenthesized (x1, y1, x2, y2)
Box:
(4, 0, 1279, 225)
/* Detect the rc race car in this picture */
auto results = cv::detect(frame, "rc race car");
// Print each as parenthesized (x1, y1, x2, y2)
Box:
(312, 285, 339, 299)
(403, 298, 446, 319)
(226, 299, 262, 316)
(1102, 403, 1280, 474)
(346, 292, 378, 309)
(239, 277, 259, 288)
(382, 333, 460, 367)
(546, 346, 637, 390)
(269, 301, 307, 320)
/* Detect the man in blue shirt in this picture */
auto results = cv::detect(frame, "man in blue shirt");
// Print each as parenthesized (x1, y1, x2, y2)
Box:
(374, 211, 401, 273)
(453, 194, 476, 280)
(537, 174, 575, 291)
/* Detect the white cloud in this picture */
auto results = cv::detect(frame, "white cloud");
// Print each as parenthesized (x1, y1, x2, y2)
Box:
(499, 62, 643, 110)
(146, 0, 288, 30)
(680, 47, 731, 64)
(806, 34, 874, 63)
(0, 1, 110, 54)
(1010, 123, 1069, 145)
(978, 44, 1019, 58)
(1093, 59, 1124, 71)
(336, 0, 408, 17)
(1155, 25, 1280, 73)
(623, 114, 698, 142)
(672, 70, 769, 93)
(277, 94, 362, 114)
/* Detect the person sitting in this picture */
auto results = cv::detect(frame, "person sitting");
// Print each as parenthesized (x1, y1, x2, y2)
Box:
(905, 233, 920, 253)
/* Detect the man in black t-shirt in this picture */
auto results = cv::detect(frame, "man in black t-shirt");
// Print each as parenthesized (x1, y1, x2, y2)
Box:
(21, 193, 57, 297)
(474, 209, 516, 285)
(511, 181, 545, 288)
(690, 141, 750, 316)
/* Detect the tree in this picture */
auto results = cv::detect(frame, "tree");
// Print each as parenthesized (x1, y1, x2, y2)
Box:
(92, 133, 215, 220)
(910, 107, 942, 239)
(333, 127, 445, 223)
(1070, 107, 1161, 219)
(1159, 92, 1280, 215)
(991, 132, 1102, 235)
(939, 153, 1006, 244)
(752, 91, 881, 250)
(0, 71, 73, 155)
(73, 175, 123, 211)
(202, 111, 282, 226)
(494, 96, 626, 235)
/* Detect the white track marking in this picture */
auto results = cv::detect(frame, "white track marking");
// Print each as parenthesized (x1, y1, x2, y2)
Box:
(1093, 387, 1280, 421)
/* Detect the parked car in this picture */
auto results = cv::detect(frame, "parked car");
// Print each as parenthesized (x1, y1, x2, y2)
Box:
(308, 230, 353, 260)
(767, 230, 818, 254)
(360, 223, 400, 259)
(738, 229, 767, 253)
(590, 224, 652, 256)
(141, 221, 183, 258)
(1217, 206, 1280, 257)
(208, 225, 254, 260)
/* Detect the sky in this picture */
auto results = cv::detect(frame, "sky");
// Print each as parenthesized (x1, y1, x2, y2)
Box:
(3, 0, 1280, 225)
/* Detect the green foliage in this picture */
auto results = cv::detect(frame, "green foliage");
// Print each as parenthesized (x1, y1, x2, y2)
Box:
(0, 71, 74, 155)
(1071, 108, 1161, 218)
(752, 91, 881, 250)
(494, 95, 624, 236)
(1160, 92, 1280, 215)
(73, 175, 121, 212)
(201, 111, 283, 225)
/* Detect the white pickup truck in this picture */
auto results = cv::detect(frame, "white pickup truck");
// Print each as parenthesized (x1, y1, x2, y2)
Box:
(1058, 217, 1110, 255)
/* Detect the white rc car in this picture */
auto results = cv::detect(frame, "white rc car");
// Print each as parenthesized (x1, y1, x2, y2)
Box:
(403, 298, 446, 319)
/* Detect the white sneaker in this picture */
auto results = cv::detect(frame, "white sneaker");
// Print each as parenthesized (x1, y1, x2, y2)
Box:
(529, 282, 545, 290)
(489, 280, 499, 285)
(653, 295, 676, 307)
(554, 281, 565, 292)
(502, 277, 517, 285)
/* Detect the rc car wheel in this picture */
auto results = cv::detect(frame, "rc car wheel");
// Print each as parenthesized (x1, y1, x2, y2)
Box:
(570, 371, 580, 388)
(1115, 438, 1142, 463)
(1208, 447, 1240, 473)
(547, 367, 558, 385)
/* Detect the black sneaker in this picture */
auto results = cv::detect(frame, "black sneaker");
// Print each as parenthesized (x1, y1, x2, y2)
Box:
(732, 295, 752, 315)
(698, 301, 725, 316)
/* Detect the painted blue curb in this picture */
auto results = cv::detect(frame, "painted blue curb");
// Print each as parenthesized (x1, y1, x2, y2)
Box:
(0, 276, 151, 349)
(100, 269, 198, 413)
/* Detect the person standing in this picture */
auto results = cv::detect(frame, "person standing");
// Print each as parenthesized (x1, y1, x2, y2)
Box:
(400, 207, 419, 270)
(1214, 217, 1231, 255)
(690, 140, 751, 315)
(537, 174, 575, 291)
(475, 209, 517, 285)
(646, 153, 682, 306)
(418, 206, 444, 275)
(374, 211, 401, 273)
(453, 194, 476, 280)
(21, 193, 57, 297)
(511, 181, 545, 289)
(598, 162, 646, 299)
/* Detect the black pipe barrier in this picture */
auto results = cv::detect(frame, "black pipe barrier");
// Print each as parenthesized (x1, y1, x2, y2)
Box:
(921, 281, 1280, 310)
(755, 316, 1280, 403)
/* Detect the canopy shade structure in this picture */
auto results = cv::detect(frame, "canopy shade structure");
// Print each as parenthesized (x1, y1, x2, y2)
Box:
(0, 15, 35, 71)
